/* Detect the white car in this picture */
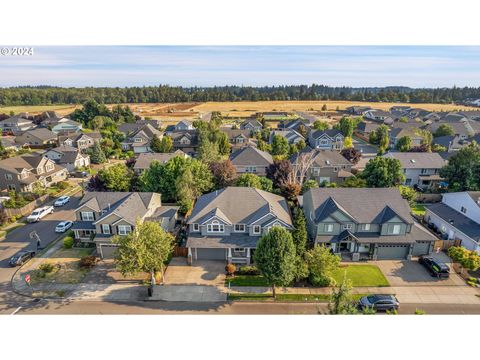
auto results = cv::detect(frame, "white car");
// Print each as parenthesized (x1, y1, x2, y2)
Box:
(55, 221, 73, 233)
(27, 206, 54, 223)
(54, 196, 70, 207)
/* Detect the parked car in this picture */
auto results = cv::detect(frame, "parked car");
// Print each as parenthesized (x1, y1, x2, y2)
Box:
(55, 221, 73, 233)
(9, 250, 36, 267)
(26, 206, 54, 223)
(54, 196, 70, 207)
(358, 294, 400, 312)
(419, 256, 450, 278)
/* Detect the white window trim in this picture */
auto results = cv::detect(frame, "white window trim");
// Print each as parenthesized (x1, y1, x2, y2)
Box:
(392, 224, 401, 235)
(118, 225, 132, 236)
(234, 224, 246, 232)
(342, 223, 353, 230)
(102, 224, 111, 235)
(192, 223, 200, 232)
(207, 220, 224, 233)
(362, 224, 371, 231)
(325, 224, 334, 233)
(81, 211, 94, 221)
(252, 225, 261, 234)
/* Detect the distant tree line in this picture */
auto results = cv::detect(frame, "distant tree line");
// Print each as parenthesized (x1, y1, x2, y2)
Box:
(2, 84, 480, 106)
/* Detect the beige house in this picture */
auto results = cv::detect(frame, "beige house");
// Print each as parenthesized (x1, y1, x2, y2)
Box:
(15, 128, 57, 148)
(0, 154, 68, 192)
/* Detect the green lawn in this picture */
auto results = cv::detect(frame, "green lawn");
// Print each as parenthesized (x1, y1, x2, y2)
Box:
(411, 203, 427, 217)
(226, 275, 270, 287)
(228, 293, 367, 302)
(332, 265, 389, 287)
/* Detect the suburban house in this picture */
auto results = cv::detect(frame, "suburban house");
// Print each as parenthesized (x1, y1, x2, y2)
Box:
(186, 187, 293, 264)
(426, 118, 480, 139)
(269, 129, 305, 144)
(229, 146, 273, 176)
(0, 153, 68, 192)
(15, 128, 58, 148)
(363, 109, 394, 124)
(432, 134, 471, 152)
(58, 132, 102, 152)
(132, 151, 189, 174)
(345, 106, 372, 115)
(383, 152, 446, 190)
(240, 118, 263, 132)
(308, 129, 344, 150)
(424, 192, 480, 253)
(43, 145, 90, 173)
(71, 192, 178, 258)
(136, 119, 163, 129)
(389, 127, 424, 149)
(0, 115, 35, 133)
(355, 122, 379, 141)
(221, 128, 254, 149)
(121, 124, 163, 154)
(118, 122, 145, 137)
(0, 137, 20, 152)
(302, 188, 437, 260)
(170, 130, 199, 155)
(277, 119, 308, 132)
(175, 119, 194, 131)
(290, 149, 353, 185)
(42, 118, 83, 134)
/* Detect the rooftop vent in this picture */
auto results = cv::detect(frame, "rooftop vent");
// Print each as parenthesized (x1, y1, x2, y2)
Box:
(410, 159, 416, 163)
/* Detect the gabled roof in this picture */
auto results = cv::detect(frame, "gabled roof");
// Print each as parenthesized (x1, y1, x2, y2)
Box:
(383, 152, 446, 169)
(241, 118, 262, 128)
(389, 127, 423, 139)
(310, 129, 343, 140)
(0, 153, 50, 173)
(305, 188, 413, 225)
(133, 151, 187, 170)
(19, 127, 57, 141)
(269, 129, 304, 143)
(428, 202, 480, 241)
(356, 122, 379, 133)
(188, 187, 292, 227)
(290, 149, 351, 168)
(229, 146, 273, 166)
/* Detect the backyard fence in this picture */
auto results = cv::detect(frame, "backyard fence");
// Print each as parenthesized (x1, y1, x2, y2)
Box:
(173, 246, 188, 257)
(3, 194, 50, 218)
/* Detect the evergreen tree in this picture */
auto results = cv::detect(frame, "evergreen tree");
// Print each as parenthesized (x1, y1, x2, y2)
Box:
(90, 141, 107, 164)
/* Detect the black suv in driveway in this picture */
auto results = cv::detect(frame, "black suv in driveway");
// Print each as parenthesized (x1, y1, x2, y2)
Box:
(9, 250, 36, 267)
(419, 256, 450, 278)
(358, 294, 400, 312)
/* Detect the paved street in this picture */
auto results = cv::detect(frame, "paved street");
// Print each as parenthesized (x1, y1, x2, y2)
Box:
(0, 192, 82, 311)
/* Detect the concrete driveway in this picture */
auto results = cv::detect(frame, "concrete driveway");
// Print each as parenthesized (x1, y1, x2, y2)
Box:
(164, 257, 226, 286)
(152, 258, 227, 302)
(375, 255, 465, 287)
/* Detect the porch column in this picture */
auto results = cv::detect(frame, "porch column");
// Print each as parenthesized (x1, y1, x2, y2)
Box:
(372, 244, 378, 260)
(407, 244, 414, 261)
(246, 248, 251, 265)
(187, 248, 192, 266)
(227, 248, 232, 264)
(352, 242, 360, 262)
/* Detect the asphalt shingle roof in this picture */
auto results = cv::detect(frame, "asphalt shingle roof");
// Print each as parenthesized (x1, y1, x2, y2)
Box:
(383, 152, 446, 169)
(427, 202, 480, 241)
(229, 146, 273, 166)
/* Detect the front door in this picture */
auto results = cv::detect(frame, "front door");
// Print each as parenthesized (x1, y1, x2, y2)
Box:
(339, 242, 351, 252)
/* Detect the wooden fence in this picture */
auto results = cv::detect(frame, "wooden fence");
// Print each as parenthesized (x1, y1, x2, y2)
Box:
(3, 194, 50, 218)
(173, 246, 188, 257)
(433, 239, 462, 251)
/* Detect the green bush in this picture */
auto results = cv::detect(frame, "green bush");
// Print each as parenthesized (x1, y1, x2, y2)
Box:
(57, 181, 69, 190)
(79, 255, 97, 268)
(237, 265, 261, 276)
(39, 262, 55, 273)
(63, 236, 74, 249)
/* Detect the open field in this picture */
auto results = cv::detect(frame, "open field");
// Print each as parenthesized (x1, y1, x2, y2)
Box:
(2, 100, 477, 120)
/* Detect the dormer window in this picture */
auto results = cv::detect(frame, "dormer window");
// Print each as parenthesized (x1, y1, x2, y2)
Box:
(207, 220, 224, 233)
(192, 223, 199, 231)
(325, 224, 334, 232)
(392, 224, 401, 235)
(342, 224, 353, 230)
(461, 206, 467, 214)
(253, 225, 261, 234)
(134, 138, 142, 143)
(361, 224, 371, 231)
(234, 224, 245, 232)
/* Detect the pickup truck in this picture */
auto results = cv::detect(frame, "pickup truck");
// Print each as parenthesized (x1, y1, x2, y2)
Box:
(27, 206, 54, 223)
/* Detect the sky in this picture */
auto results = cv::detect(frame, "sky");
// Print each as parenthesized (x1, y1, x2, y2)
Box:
(1, 46, 480, 88)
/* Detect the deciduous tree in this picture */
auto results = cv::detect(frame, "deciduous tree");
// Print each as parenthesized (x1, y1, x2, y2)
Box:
(362, 157, 405, 187)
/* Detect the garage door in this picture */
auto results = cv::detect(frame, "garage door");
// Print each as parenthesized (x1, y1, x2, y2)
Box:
(412, 241, 431, 256)
(377, 244, 409, 260)
(196, 248, 226, 261)
(99, 244, 118, 259)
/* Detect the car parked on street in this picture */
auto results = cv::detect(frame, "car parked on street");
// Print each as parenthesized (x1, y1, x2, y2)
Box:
(9, 250, 36, 267)
(54, 196, 70, 207)
(358, 294, 400, 312)
(55, 220, 73, 233)
(419, 256, 450, 278)
(27, 206, 54, 223)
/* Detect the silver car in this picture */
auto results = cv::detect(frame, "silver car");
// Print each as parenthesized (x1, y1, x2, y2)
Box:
(55, 221, 73, 233)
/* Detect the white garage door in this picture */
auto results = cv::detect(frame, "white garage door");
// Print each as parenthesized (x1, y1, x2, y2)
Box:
(377, 244, 409, 260)
(99, 244, 118, 259)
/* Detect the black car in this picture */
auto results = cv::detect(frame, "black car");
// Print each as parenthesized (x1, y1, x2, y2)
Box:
(9, 250, 36, 267)
(419, 256, 450, 278)
(358, 294, 400, 312)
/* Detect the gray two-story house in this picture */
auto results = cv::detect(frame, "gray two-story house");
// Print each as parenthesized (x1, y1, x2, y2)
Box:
(71, 192, 178, 258)
(308, 129, 344, 150)
(229, 146, 273, 176)
(186, 187, 293, 264)
(302, 188, 437, 260)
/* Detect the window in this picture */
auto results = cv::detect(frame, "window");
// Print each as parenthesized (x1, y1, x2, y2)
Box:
(118, 225, 132, 235)
(4, 174, 12, 180)
(325, 224, 334, 233)
(234, 224, 246, 232)
(46, 164, 53, 171)
(253, 225, 261, 234)
(405, 178, 412, 185)
(392, 224, 401, 235)
(362, 224, 371, 231)
(134, 137, 142, 143)
(246, 166, 257, 173)
(207, 220, 224, 233)
(81, 211, 94, 221)
(319, 139, 329, 146)
(7, 184, 16, 191)
(333, 167, 339, 172)
(461, 206, 467, 214)
(420, 168, 428, 174)
(312, 168, 320, 176)
(102, 224, 111, 234)
(342, 224, 353, 230)
(192, 223, 199, 231)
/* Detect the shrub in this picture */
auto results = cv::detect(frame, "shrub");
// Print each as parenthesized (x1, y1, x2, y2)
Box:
(79, 255, 97, 268)
(39, 262, 55, 273)
(237, 265, 261, 276)
(225, 263, 236, 275)
(63, 236, 74, 249)
(414, 308, 426, 315)
(57, 181, 69, 190)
